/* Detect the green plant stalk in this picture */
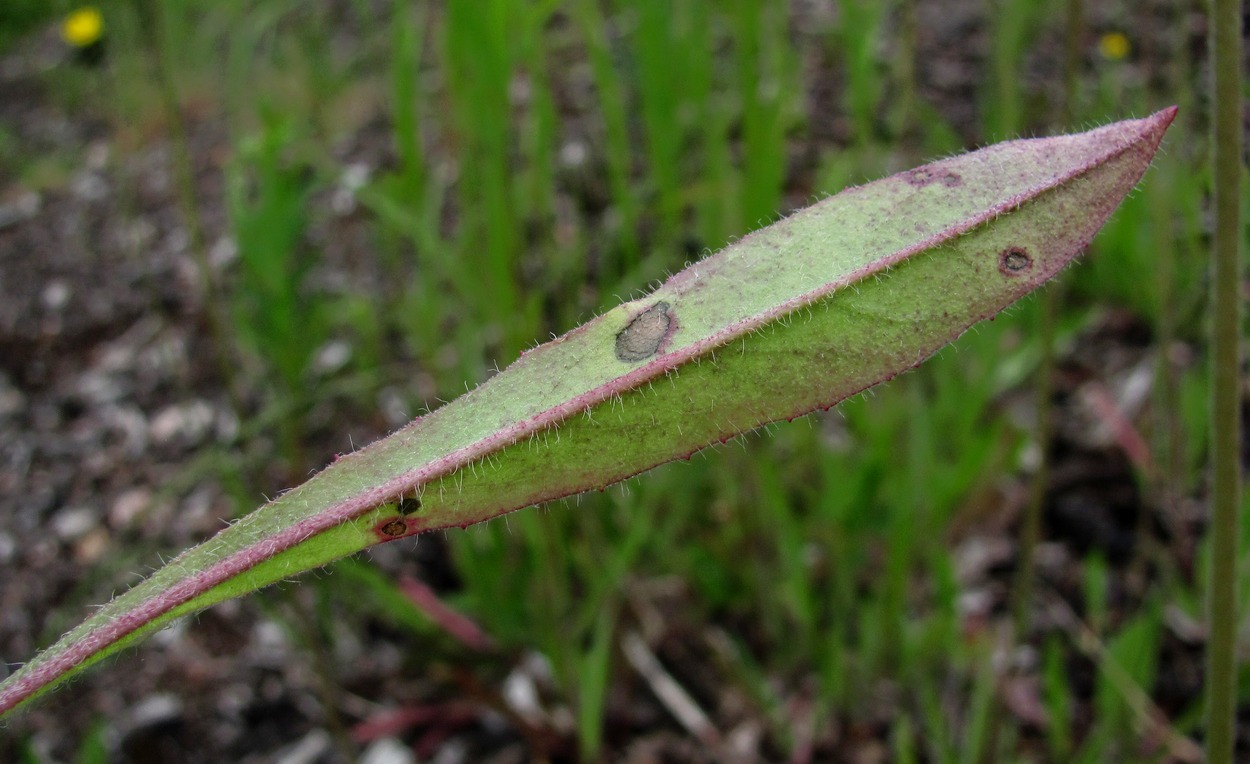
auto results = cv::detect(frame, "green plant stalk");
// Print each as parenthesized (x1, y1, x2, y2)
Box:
(835, 0, 887, 144)
(632, 0, 699, 246)
(135, 0, 240, 411)
(516, 3, 560, 231)
(1061, 0, 1082, 126)
(0, 111, 1175, 717)
(270, 588, 355, 761)
(731, 0, 790, 230)
(1014, 0, 1082, 637)
(226, 118, 321, 473)
(443, 0, 520, 341)
(1204, 0, 1243, 758)
(390, 3, 426, 210)
(692, 20, 735, 249)
(576, 606, 615, 761)
(1012, 288, 1054, 634)
(1136, 166, 1178, 579)
(984, 0, 1044, 139)
(1042, 637, 1073, 758)
(572, 0, 642, 272)
(892, 0, 918, 139)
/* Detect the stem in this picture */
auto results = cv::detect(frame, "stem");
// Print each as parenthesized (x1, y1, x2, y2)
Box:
(1205, 0, 1244, 759)
(1061, 0, 1082, 126)
(1014, 287, 1056, 634)
(272, 589, 357, 761)
(1014, 0, 1081, 641)
(895, 0, 918, 141)
(134, 0, 242, 412)
(1153, 162, 1184, 567)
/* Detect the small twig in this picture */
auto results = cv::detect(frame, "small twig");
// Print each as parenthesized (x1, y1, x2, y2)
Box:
(621, 630, 722, 747)
(397, 575, 496, 652)
(350, 701, 479, 744)
(1045, 590, 1202, 762)
(1079, 380, 1156, 479)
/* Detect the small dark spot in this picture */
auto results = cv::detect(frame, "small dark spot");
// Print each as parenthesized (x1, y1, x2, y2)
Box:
(941, 172, 963, 187)
(615, 301, 673, 362)
(999, 247, 1033, 275)
(380, 520, 406, 537)
(397, 495, 422, 515)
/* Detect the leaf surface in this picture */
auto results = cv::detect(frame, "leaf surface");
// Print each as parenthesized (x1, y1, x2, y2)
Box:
(0, 108, 1176, 717)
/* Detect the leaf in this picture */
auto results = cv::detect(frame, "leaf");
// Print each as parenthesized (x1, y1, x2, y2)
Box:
(0, 108, 1176, 717)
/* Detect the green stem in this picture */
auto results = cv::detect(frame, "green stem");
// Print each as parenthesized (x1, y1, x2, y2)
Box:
(1014, 286, 1056, 635)
(894, 0, 918, 140)
(1061, 0, 1082, 125)
(135, 0, 242, 412)
(271, 589, 356, 761)
(1205, 0, 1244, 759)
(1015, 0, 1081, 649)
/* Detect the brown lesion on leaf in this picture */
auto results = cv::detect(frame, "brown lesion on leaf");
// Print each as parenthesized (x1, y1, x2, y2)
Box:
(379, 519, 407, 537)
(615, 301, 674, 362)
(904, 167, 962, 187)
(999, 246, 1033, 275)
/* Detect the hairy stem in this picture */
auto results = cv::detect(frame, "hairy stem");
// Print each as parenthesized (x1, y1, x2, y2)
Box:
(1204, 0, 1244, 759)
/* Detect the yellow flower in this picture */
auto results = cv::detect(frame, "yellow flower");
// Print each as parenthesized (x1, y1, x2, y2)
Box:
(61, 7, 104, 49)
(1098, 31, 1130, 61)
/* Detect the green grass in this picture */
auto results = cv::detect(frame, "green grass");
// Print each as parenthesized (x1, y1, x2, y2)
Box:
(225, 113, 326, 469)
(6, 0, 1228, 760)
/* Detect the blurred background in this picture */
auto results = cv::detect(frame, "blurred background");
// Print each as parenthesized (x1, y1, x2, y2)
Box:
(0, 0, 1242, 761)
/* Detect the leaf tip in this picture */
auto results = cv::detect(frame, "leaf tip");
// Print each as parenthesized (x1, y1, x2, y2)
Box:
(1138, 106, 1179, 149)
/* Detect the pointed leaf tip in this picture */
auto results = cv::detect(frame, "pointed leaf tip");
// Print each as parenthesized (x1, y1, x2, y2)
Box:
(1135, 105, 1178, 149)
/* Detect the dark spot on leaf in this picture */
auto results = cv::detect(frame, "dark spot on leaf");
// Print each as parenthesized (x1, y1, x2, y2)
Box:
(1000, 247, 1032, 275)
(616, 301, 673, 362)
(380, 520, 406, 537)
(397, 495, 422, 515)
(905, 168, 933, 186)
(904, 167, 962, 187)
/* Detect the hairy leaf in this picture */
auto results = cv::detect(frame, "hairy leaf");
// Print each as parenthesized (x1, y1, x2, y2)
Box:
(0, 108, 1176, 717)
